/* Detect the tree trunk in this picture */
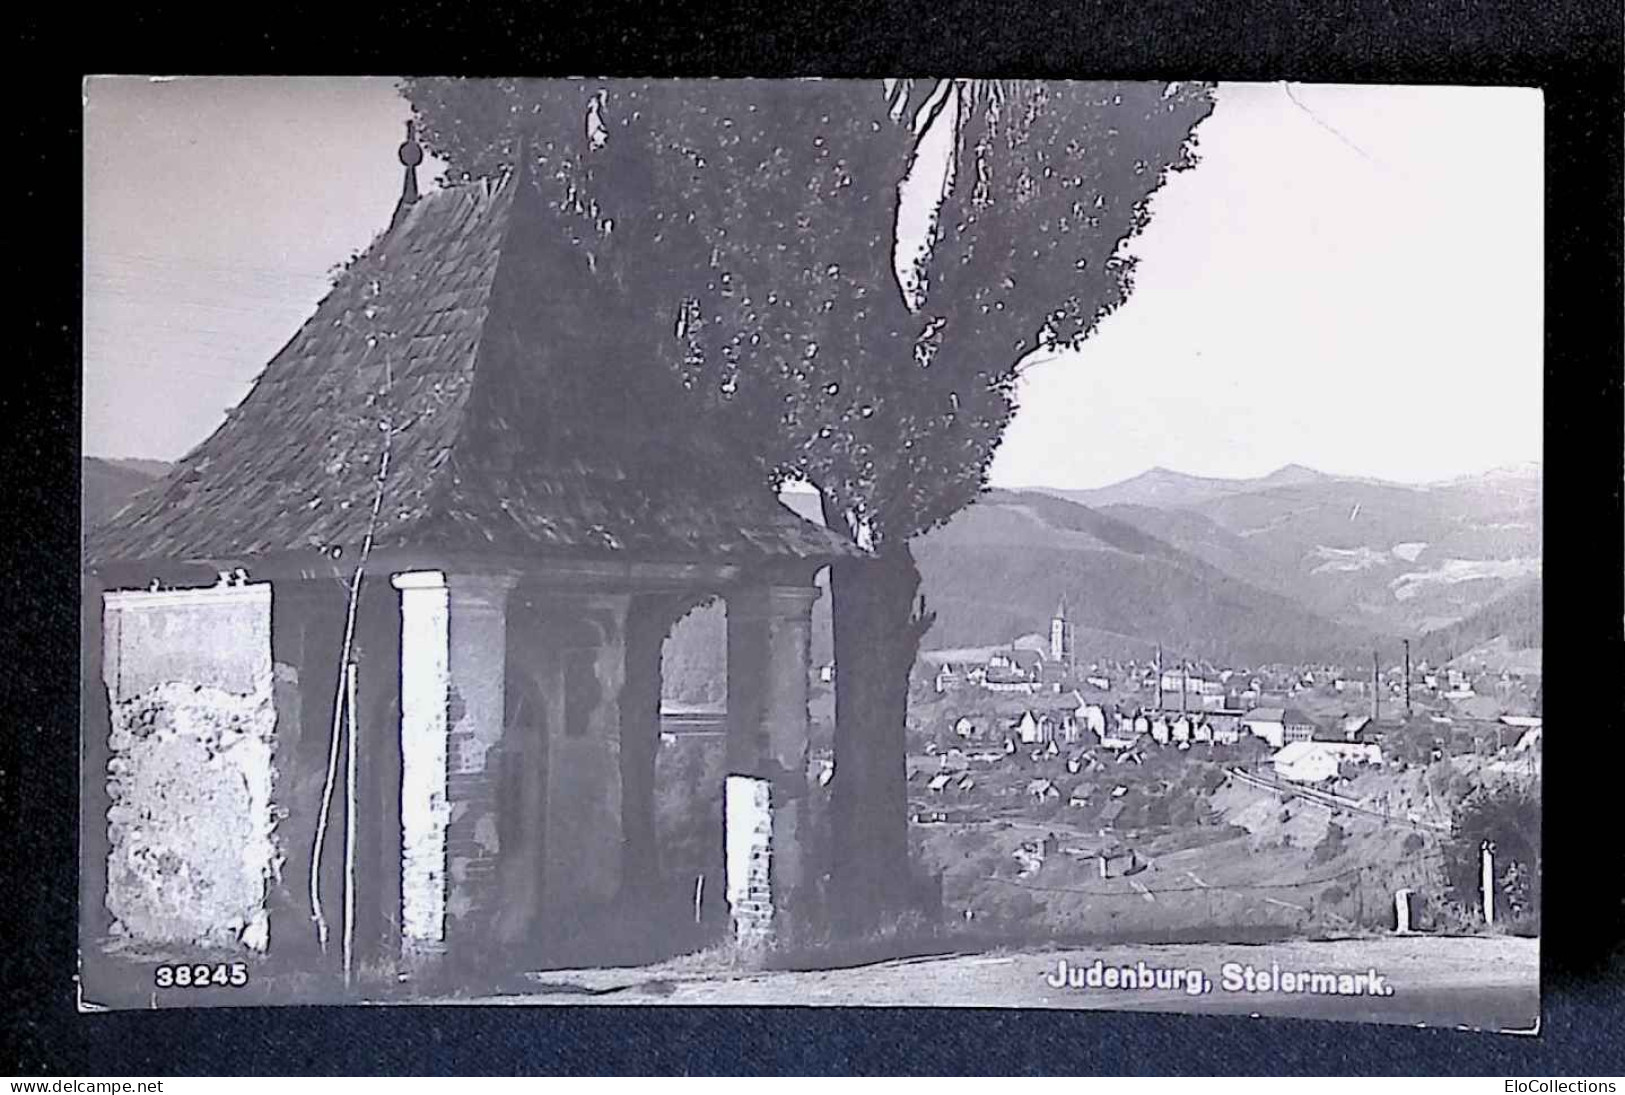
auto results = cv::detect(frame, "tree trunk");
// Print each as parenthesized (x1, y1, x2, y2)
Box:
(821, 496, 933, 933)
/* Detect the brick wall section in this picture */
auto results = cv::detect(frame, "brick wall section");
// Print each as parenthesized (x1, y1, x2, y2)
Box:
(440, 573, 517, 960)
(444, 759, 501, 934)
(725, 775, 775, 944)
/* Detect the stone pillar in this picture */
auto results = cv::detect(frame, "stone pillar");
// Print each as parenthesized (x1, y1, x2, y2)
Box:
(391, 570, 451, 969)
(489, 599, 551, 958)
(268, 578, 349, 972)
(619, 595, 685, 901)
(442, 572, 518, 961)
(535, 595, 628, 948)
(724, 579, 818, 944)
(351, 576, 403, 975)
(391, 569, 517, 977)
(1394, 888, 1413, 934)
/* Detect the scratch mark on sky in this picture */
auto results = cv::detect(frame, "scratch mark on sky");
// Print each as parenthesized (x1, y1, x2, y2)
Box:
(1283, 83, 1379, 167)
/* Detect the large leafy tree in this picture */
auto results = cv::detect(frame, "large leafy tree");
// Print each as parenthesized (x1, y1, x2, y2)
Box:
(1443, 778, 1541, 934)
(404, 77, 1213, 928)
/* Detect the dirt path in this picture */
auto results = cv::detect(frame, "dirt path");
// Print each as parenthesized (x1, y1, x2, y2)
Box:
(471, 935, 1538, 1032)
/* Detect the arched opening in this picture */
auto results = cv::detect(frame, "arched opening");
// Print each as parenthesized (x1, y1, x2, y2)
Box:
(652, 599, 731, 947)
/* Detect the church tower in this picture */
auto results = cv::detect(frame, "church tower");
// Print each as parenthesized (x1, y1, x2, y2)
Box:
(1050, 595, 1073, 666)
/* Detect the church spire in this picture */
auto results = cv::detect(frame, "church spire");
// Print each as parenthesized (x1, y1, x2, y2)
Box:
(1050, 594, 1072, 665)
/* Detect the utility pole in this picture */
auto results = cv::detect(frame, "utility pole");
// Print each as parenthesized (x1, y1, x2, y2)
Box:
(1156, 643, 1164, 712)
(1403, 638, 1412, 718)
(1481, 841, 1496, 927)
(1371, 649, 1380, 723)
(342, 662, 358, 989)
(1181, 660, 1189, 716)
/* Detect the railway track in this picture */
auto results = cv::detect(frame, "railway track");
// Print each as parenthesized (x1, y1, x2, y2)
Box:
(1225, 766, 1451, 835)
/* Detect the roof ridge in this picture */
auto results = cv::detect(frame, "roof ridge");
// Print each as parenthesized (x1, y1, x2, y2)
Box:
(386, 170, 526, 545)
(86, 154, 857, 570)
(86, 172, 523, 568)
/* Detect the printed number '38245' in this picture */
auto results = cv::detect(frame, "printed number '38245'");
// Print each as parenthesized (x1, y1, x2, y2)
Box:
(155, 962, 249, 988)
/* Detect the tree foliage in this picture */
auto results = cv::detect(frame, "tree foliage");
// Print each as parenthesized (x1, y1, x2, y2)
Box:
(1311, 820, 1348, 866)
(402, 78, 1213, 546)
(1443, 778, 1541, 933)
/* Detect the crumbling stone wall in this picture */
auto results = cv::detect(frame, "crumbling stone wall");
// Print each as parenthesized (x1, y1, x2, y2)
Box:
(106, 677, 278, 951)
(101, 584, 278, 954)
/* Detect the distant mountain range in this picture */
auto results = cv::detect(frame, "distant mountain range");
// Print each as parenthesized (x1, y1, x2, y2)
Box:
(82, 456, 1542, 673)
(911, 488, 1376, 665)
(1410, 576, 1542, 669)
(82, 457, 168, 532)
(927, 462, 1539, 666)
(1036, 463, 1331, 510)
(1060, 464, 1541, 639)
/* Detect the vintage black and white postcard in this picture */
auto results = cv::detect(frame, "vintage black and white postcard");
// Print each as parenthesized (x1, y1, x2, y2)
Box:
(79, 77, 1542, 1029)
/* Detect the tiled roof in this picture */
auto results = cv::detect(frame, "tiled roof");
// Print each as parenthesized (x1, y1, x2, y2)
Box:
(86, 167, 855, 570)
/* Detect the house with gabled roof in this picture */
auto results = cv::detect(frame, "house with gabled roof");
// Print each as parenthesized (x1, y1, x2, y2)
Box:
(1026, 778, 1061, 804)
(1096, 798, 1127, 833)
(81, 128, 857, 991)
(1242, 706, 1317, 748)
(1097, 845, 1143, 879)
(1271, 740, 1382, 783)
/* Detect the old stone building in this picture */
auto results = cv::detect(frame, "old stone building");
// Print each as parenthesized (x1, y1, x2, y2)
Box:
(81, 129, 856, 997)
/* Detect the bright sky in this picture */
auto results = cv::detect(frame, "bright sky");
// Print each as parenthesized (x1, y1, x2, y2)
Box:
(83, 78, 1543, 489)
